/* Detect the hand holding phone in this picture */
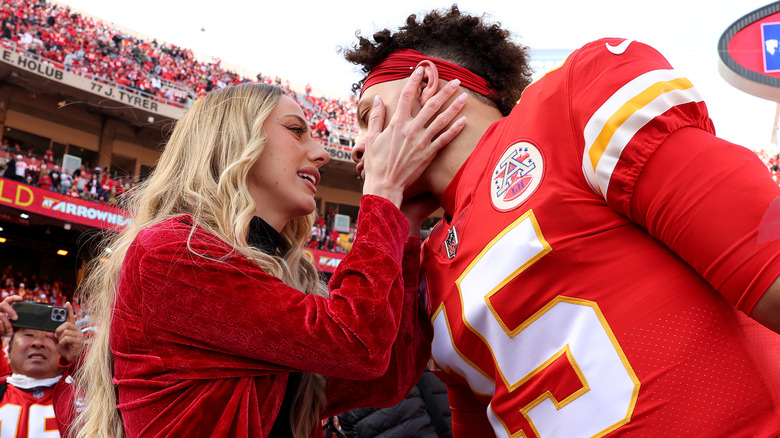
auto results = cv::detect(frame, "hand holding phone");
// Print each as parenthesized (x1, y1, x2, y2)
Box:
(0, 295, 20, 336)
(53, 302, 84, 363)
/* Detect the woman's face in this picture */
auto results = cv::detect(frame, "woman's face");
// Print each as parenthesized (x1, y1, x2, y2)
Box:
(248, 95, 330, 231)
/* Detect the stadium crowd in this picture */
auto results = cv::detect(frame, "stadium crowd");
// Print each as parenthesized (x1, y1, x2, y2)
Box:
(0, 139, 133, 205)
(0, 139, 358, 253)
(754, 148, 780, 182)
(0, 264, 77, 308)
(0, 0, 358, 142)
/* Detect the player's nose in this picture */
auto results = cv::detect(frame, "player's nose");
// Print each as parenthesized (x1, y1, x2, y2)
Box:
(352, 140, 365, 164)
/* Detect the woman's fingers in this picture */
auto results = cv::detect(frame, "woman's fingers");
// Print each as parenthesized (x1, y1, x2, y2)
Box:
(360, 67, 469, 205)
(419, 91, 468, 157)
(414, 79, 462, 132)
(365, 95, 386, 142)
(390, 83, 466, 162)
(392, 66, 425, 120)
(430, 115, 467, 154)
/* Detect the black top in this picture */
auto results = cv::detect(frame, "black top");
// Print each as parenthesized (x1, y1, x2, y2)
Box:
(247, 216, 283, 255)
(246, 216, 301, 438)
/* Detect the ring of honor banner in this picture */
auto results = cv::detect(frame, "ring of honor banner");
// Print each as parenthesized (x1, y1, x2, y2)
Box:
(0, 177, 131, 231)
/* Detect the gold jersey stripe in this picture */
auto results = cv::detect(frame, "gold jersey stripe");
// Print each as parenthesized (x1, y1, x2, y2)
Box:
(588, 77, 694, 170)
(581, 69, 703, 198)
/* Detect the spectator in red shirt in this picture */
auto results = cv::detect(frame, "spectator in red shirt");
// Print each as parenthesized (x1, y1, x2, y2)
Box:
(0, 295, 84, 437)
(43, 145, 54, 163)
(98, 171, 113, 203)
(326, 229, 341, 252)
(114, 177, 127, 201)
(37, 166, 53, 190)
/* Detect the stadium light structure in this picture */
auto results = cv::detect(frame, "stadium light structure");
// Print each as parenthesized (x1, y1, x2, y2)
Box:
(719, 2, 780, 101)
(718, 2, 780, 144)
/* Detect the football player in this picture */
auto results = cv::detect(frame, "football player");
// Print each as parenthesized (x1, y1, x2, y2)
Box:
(346, 5, 780, 437)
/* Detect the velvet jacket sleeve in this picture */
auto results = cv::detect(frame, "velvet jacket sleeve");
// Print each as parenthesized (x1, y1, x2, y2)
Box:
(322, 235, 433, 417)
(114, 194, 411, 380)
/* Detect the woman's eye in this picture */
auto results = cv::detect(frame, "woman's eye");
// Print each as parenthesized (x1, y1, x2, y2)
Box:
(287, 126, 306, 136)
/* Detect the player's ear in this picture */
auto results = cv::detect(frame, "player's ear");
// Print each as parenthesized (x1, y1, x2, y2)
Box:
(417, 60, 440, 105)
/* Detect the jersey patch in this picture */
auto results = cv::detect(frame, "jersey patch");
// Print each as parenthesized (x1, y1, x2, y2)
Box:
(444, 226, 459, 259)
(491, 141, 544, 212)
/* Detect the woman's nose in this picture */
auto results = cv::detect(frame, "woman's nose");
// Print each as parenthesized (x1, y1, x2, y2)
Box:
(310, 139, 330, 167)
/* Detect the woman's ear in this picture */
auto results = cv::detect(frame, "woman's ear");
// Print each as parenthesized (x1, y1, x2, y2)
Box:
(417, 60, 440, 106)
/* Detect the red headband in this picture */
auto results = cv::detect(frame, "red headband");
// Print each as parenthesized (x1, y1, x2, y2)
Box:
(360, 49, 497, 99)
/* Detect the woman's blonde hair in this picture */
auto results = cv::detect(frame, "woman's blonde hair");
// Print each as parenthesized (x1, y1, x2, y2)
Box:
(74, 83, 328, 438)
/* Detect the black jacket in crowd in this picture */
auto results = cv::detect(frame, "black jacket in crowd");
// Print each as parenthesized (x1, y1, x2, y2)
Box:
(337, 369, 452, 438)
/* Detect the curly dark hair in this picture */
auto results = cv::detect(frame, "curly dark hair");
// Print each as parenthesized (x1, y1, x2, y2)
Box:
(341, 5, 533, 116)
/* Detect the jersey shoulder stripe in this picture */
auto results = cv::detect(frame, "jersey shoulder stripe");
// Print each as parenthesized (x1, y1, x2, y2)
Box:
(582, 69, 703, 197)
(567, 40, 711, 203)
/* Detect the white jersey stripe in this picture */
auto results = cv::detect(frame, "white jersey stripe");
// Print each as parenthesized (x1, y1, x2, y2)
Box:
(582, 69, 704, 198)
(431, 310, 495, 396)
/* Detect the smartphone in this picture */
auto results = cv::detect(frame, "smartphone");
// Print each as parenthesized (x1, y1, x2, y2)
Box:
(11, 302, 68, 332)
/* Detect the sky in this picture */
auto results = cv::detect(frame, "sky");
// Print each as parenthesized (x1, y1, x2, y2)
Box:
(53, 0, 780, 150)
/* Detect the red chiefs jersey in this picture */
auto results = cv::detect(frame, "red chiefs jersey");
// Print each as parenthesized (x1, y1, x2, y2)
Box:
(421, 39, 780, 437)
(0, 385, 59, 437)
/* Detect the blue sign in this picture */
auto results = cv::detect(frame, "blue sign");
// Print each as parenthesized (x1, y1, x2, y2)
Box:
(761, 22, 780, 73)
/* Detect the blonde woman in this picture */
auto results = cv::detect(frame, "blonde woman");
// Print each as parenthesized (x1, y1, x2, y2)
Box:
(74, 75, 467, 438)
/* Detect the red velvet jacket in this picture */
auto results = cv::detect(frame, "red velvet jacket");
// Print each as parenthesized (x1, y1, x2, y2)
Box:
(111, 195, 432, 437)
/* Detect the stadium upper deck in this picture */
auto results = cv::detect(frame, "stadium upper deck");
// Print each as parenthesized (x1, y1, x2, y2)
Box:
(0, 0, 368, 283)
